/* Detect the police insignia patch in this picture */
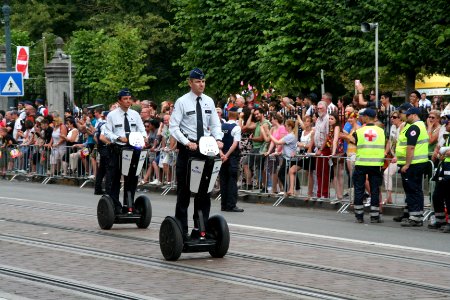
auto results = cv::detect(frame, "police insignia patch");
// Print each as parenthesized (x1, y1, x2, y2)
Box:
(410, 130, 416, 137)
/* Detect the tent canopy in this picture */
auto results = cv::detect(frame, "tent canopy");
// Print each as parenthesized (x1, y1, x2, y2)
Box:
(416, 74, 450, 89)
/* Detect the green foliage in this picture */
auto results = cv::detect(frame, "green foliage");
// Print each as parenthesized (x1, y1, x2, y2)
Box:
(68, 25, 155, 104)
(5, 0, 450, 102)
(173, 0, 272, 98)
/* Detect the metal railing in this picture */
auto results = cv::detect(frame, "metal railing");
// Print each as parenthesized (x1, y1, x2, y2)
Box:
(1, 145, 435, 217)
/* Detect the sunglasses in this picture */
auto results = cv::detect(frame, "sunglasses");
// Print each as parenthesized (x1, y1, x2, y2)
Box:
(428, 116, 436, 119)
(390, 116, 398, 119)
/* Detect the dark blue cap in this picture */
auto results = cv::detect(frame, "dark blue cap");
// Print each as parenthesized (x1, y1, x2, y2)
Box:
(18, 101, 25, 105)
(24, 101, 33, 106)
(398, 102, 413, 112)
(405, 107, 421, 115)
(189, 68, 205, 80)
(118, 88, 131, 98)
(35, 98, 44, 104)
(359, 108, 376, 118)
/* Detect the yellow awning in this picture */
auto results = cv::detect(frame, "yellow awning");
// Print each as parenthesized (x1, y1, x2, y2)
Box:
(416, 74, 450, 89)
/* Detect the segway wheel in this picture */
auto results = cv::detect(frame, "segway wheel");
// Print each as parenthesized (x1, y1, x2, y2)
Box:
(159, 217, 184, 261)
(97, 195, 115, 230)
(135, 195, 152, 229)
(207, 215, 230, 258)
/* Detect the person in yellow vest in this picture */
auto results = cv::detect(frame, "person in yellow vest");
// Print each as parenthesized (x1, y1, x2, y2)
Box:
(392, 106, 430, 227)
(428, 117, 450, 233)
(349, 108, 385, 223)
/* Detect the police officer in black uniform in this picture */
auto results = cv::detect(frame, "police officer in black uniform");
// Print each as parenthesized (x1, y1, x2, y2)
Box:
(219, 110, 244, 212)
(169, 68, 224, 240)
(103, 89, 147, 214)
(429, 116, 450, 233)
(94, 111, 111, 195)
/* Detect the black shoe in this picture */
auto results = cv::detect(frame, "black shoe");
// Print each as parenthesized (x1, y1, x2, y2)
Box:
(190, 228, 200, 240)
(355, 218, 364, 224)
(393, 215, 409, 222)
(114, 206, 123, 215)
(428, 222, 446, 229)
(94, 190, 106, 195)
(401, 219, 423, 227)
(441, 224, 450, 233)
(370, 217, 384, 223)
(183, 232, 190, 242)
(226, 207, 244, 212)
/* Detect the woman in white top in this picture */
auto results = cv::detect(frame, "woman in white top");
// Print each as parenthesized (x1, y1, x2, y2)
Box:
(297, 115, 315, 198)
(61, 118, 79, 175)
(49, 117, 67, 176)
(383, 111, 403, 204)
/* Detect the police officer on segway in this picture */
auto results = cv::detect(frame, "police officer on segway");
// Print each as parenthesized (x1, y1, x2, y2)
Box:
(103, 89, 147, 215)
(169, 68, 224, 241)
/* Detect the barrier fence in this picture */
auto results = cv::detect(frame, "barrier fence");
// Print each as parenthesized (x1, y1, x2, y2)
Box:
(1, 144, 435, 217)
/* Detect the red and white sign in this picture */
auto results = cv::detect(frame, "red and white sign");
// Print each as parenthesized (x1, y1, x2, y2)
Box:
(15, 46, 29, 79)
(364, 129, 378, 142)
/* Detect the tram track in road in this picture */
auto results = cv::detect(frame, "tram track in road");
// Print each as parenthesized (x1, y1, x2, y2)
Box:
(2, 211, 450, 270)
(1, 222, 450, 297)
(0, 265, 156, 300)
(0, 234, 355, 300)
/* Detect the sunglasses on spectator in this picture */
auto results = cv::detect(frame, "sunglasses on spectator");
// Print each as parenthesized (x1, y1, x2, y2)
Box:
(390, 116, 398, 119)
(428, 116, 436, 119)
(370, 93, 375, 96)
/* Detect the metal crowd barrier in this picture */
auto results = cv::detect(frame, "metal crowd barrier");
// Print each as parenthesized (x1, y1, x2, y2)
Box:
(2, 145, 436, 217)
(236, 152, 434, 213)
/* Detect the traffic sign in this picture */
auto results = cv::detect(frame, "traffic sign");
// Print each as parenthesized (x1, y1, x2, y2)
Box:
(15, 46, 29, 79)
(0, 72, 24, 96)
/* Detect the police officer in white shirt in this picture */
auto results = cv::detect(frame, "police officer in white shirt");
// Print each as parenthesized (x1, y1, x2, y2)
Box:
(169, 68, 224, 240)
(103, 89, 147, 214)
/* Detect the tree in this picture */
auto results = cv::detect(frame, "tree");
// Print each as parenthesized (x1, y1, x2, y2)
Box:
(68, 25, 155, 104)
(173, 0, 272, 98)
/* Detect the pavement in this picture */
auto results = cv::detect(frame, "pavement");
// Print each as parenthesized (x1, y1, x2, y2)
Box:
(1, 180, 449, 299)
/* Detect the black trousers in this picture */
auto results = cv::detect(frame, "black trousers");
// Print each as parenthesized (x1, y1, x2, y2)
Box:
(107, 147, 139, 209)
(95, 146, 111, 193)
(400, 162, 427, 219)
(175, 146, 211, 235)
(352, 165, 382, 219)
(219, 155, 239, 210)
(432, 179, 450, 224)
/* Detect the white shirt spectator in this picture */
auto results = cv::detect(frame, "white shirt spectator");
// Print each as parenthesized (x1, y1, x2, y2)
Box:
(418, 98, 432, 109)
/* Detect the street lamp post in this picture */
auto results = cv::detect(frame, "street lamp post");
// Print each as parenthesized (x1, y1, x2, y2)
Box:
(58, 53, 73, 109)
(2, 1, 15, 109)
(361, 22, 379, 108)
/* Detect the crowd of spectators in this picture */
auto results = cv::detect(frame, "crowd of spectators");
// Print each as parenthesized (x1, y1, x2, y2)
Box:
(1, 85, 450, 218)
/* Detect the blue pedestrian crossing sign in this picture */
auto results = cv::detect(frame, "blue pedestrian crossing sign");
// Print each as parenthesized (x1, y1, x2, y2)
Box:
(0, 72, 24, 97)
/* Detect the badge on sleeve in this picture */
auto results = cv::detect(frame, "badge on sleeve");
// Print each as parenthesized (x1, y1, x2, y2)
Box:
(410, 130, 416, 137)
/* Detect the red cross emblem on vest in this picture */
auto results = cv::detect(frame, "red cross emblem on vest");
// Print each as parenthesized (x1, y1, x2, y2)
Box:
(364, 129, 378, 142)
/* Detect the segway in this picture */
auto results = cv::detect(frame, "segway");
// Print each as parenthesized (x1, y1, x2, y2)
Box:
(159, 136, 230, 261)
(97, 132, 152, 230)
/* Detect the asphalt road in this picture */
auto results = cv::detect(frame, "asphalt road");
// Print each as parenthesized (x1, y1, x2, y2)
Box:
(1, 180, 448, 253)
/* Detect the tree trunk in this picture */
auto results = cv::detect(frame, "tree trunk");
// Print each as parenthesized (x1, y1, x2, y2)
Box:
(404, 70, 416, 101)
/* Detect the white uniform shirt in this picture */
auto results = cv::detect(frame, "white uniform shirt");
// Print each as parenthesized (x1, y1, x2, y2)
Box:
(170, 91, 224, 145)
(104, 107, 146, 145)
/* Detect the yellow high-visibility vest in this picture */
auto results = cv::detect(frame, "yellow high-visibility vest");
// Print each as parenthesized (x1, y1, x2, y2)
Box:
(355, 125, 385, 166)
(396, 121, 429, 165)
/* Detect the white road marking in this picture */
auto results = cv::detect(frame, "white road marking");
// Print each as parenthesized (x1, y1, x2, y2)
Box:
(229, 223, 450, 257)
